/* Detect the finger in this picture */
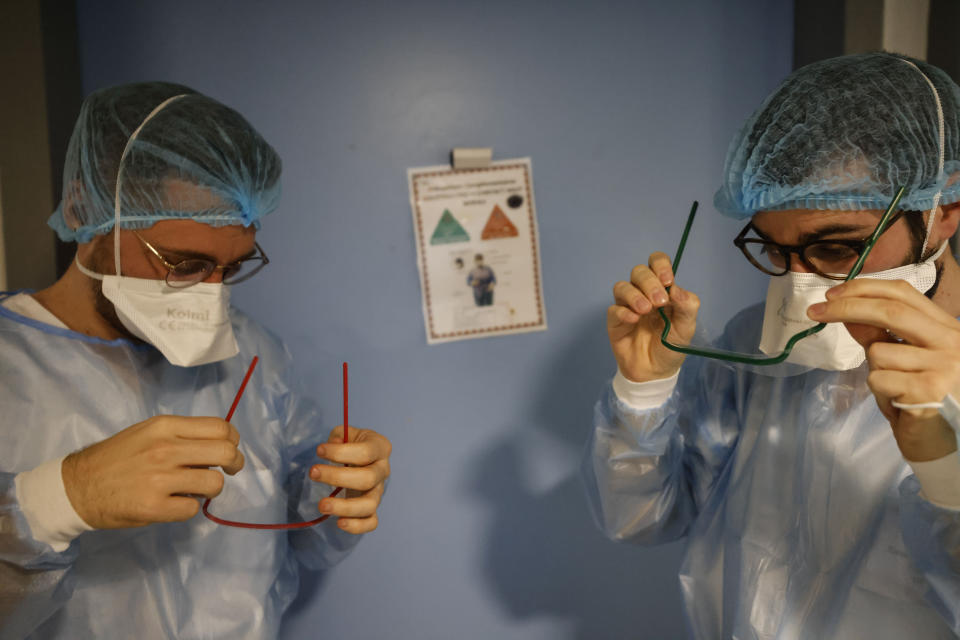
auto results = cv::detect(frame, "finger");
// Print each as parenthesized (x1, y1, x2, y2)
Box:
(866, 342, 945, 372)
(326, 427, 392, 453)
(630, 264, 669, 308)
(166, 468, 226, 499)
(163, 417, 239, 445)
(319, 484, 384, 518)
(867, 369, 951, 408)
(223, 449, 245, 476)
(310, 460, 389, 491)
(607, 304, 641, 329)
(648, 251, 675, 286)
(157, 496, 203, 522)
(318, 432, 392, 466)
(826, 279, 959, 329)
(337, 513, 379, 534)
(172, 439, 241, 469)
(662, 284, 700, 343)
(841, 322, 889, 349)
(865, 369, 904, 422)
(613, 280, 652, 314)
(808, 297, 941, 348)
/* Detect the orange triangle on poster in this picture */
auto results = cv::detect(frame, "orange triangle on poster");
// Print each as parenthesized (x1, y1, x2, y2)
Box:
(481, 205, 519, 240)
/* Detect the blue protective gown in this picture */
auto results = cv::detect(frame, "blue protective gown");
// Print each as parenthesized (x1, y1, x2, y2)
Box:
(0, 292, 359, 639)
(583, 304, 960, 639)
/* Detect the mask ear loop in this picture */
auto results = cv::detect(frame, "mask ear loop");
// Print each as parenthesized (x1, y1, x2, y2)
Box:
(111, 94, 189, 277)
(898, 59, 945, 257)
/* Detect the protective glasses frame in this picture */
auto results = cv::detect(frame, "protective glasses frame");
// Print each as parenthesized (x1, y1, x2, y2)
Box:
(657, 186, 906, 365)
(733, 210, 908, 280)
(133, 230, 269, 288)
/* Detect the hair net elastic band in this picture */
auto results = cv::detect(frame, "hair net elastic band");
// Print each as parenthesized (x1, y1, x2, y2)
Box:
(82, 213, 260, 241)
(112, 94, 189, 276)
(899, 58, 945, 256)
(732, 187, 960, 217)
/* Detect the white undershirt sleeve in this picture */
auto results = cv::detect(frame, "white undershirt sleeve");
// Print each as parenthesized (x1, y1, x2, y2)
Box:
(14, 456, 94, 552)
(611, 369, 680, 411)
(907, 452, 960, 510)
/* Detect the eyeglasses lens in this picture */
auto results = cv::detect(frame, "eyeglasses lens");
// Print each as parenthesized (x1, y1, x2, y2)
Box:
(222, 258, 265, 285)
(803, 243, 860, 276)
(741, 241, 787, 275)
(166, 260, 214, 287)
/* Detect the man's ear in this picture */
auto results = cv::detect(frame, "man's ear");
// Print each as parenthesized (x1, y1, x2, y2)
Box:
(76, 230, 113, 272)
(939, 201, 960, 242)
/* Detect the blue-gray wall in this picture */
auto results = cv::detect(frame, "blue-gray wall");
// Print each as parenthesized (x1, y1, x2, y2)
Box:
(75, 2, 792, 637)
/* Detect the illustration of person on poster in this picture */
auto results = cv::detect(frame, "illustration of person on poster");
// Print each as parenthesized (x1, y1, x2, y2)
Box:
(467, 253, 496, 306)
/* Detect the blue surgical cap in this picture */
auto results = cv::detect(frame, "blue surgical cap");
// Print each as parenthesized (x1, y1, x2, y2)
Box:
(48, 82, 282, 243)
(714, 53, 960, 219)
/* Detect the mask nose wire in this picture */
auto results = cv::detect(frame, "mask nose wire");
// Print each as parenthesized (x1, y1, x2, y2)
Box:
(112, 94, 189, 277)
(898, 58, 945, 257)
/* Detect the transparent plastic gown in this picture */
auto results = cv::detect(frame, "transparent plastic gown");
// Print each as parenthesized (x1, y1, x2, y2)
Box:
(0, 295, 358, 639)
(583, 305, 960, 639)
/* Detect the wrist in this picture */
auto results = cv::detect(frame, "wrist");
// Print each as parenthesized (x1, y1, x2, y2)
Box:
(62, 452, 95, 528)
(617, 364, 681, 384)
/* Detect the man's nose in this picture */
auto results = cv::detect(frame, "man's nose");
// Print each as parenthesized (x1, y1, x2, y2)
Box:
(202, 268, 225, 284)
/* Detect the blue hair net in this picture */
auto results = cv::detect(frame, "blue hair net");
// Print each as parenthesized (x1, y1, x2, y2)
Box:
(48, 82, 282, 243)
(715, 53, 960, 219)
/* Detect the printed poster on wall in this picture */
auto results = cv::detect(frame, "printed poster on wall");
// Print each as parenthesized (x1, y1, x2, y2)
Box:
(408, 158, 547, 344)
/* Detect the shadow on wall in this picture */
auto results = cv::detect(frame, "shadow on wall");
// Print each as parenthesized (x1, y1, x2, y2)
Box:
(283, 311, 687, 638)
(462, 310, 687, 639)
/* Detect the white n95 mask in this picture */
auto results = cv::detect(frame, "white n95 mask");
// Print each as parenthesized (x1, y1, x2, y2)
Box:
(77, 258, 239, 367)
(758, 242, 947, 371)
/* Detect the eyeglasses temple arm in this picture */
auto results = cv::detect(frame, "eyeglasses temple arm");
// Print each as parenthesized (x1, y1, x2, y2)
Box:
(669, 201, 698, 278)
(841, 186, 906, 282)
(656, 201, 696, 335)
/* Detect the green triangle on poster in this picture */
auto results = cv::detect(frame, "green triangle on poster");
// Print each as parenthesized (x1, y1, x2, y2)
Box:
(430, 209, 470, 245)
(481, 205, 519, 240)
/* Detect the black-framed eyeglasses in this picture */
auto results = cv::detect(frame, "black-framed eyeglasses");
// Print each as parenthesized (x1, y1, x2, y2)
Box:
(656, 187, 906, 365)
(133, 231, 269, 288)
(733, 210, 907, 280)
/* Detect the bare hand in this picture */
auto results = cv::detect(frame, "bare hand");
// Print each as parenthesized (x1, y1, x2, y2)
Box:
(809, 279, 959, 461)
(310, 426, 391, 534)
(62, 416, 244, 529)
(608, 251, 700, 382)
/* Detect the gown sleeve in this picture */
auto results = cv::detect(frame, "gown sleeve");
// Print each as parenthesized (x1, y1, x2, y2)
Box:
(898, 474, 960, 634)
(0, 472, 78, 638)
(582, 345, 744, 545)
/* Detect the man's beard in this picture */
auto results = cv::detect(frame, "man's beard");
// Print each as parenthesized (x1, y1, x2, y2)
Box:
(926, 262, 945, 300)
(89, 246, 143, 342)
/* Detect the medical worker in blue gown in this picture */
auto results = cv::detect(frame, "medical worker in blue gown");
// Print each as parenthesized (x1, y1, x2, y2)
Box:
(0, 83, 392, 639)
(584, 53, 960, 638)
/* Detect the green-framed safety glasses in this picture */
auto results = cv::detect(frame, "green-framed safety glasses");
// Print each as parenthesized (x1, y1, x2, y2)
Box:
(657, 186, 907, 365)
